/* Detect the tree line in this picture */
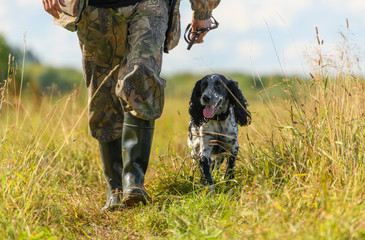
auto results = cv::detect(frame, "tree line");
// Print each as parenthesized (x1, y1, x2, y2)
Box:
(0, 34, 83, 95)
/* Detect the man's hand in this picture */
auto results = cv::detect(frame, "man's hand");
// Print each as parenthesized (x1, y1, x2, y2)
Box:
(190, 18, 212, 43)
(42, 0, 66, 19)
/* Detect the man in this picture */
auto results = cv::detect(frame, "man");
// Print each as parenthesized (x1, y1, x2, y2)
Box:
(42, 0, 220, 210)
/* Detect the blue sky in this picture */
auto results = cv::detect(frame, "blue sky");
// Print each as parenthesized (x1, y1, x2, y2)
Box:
(1, 0, 365, 77)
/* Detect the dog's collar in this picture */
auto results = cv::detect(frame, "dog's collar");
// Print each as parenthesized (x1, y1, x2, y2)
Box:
(210, 109, 230, 121)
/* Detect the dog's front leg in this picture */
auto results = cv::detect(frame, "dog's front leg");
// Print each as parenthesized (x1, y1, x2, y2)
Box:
(225, 154, 236, 180)
(198, 155, 215, 192)
(225, 141, 239, 180)
(198, 131, 215, 192)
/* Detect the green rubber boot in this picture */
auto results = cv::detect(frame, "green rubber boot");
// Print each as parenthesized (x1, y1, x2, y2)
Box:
(121, 113, 154, 207)
(98, 138, 125, 211)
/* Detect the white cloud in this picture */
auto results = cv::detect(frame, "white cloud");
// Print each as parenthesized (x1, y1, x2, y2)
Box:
(31, 25, 81, 68)
(283, 40, 311, 60)
(0, 12, 12, 36)
(348, 0, 365, 12)
(322, 0, 365, 13)
(281, 40, 313, 74)
(214, 0, 314, 32)
(0, 3, 6, 16)
(237, 40, 264, 59)
(15, 0, 40, 8)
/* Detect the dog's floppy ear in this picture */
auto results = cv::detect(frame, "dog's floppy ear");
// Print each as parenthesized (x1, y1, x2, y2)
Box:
(189, 79, 206, 127)
(227, 80, 251, 126)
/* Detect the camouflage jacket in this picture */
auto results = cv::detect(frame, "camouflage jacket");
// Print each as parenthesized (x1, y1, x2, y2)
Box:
(54, 0, 220, 51)
(189, 0, 220, 20)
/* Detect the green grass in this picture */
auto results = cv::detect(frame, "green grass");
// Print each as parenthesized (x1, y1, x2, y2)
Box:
(1, 38, 365, 239)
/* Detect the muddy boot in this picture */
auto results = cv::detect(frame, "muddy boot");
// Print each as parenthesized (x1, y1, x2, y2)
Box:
(99, 138, 125, 211)
(121, 113, 154, 207)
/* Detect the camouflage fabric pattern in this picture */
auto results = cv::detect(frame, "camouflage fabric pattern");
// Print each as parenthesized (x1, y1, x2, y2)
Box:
(189, 0, 220, 19)
(164, 0, 181, 52)
(53, 0, 88, 32)
(77, 0, 168, 142)
(115, 0, 169, 121)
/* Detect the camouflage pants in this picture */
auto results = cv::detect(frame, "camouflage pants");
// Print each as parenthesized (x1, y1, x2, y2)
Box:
(77, 0, 168, 142)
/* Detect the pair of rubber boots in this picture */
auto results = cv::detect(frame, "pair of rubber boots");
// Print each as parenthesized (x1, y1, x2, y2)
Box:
(99, 113, 154, 211)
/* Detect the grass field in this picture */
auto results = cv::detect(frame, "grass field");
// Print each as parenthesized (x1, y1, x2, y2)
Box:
(1, 40, 365, 239)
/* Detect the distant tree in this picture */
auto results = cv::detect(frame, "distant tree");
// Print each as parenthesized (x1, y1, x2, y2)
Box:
(12, 47, 40, 65)
(0, 32, 82, 95)
(24, 63, 83, 94)
(0, 33, 40, 83)
(0, 35, 12, 81)
(0, 33, 88, 97)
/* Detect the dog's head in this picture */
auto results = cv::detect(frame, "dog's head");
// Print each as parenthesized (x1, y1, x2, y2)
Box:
(189, 74, 251, 127)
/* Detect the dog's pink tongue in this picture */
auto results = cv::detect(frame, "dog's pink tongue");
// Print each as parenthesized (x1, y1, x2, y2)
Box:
(203, 105, 215, 118)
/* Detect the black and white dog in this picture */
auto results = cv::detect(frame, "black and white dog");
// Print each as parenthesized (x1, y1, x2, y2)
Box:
(188, 74, 251, 191)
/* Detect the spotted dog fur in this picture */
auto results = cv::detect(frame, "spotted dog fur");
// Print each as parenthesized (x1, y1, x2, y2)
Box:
(188, 74, 251, 191)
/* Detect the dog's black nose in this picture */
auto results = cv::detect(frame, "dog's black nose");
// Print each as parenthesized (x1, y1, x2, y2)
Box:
(202, 94, 211, 103)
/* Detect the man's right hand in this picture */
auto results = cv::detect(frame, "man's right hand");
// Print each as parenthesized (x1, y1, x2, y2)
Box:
(42, 0, 66, 19)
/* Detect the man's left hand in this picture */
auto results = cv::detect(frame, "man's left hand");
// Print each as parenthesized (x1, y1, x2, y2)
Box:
(190, 18, 212, 43)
